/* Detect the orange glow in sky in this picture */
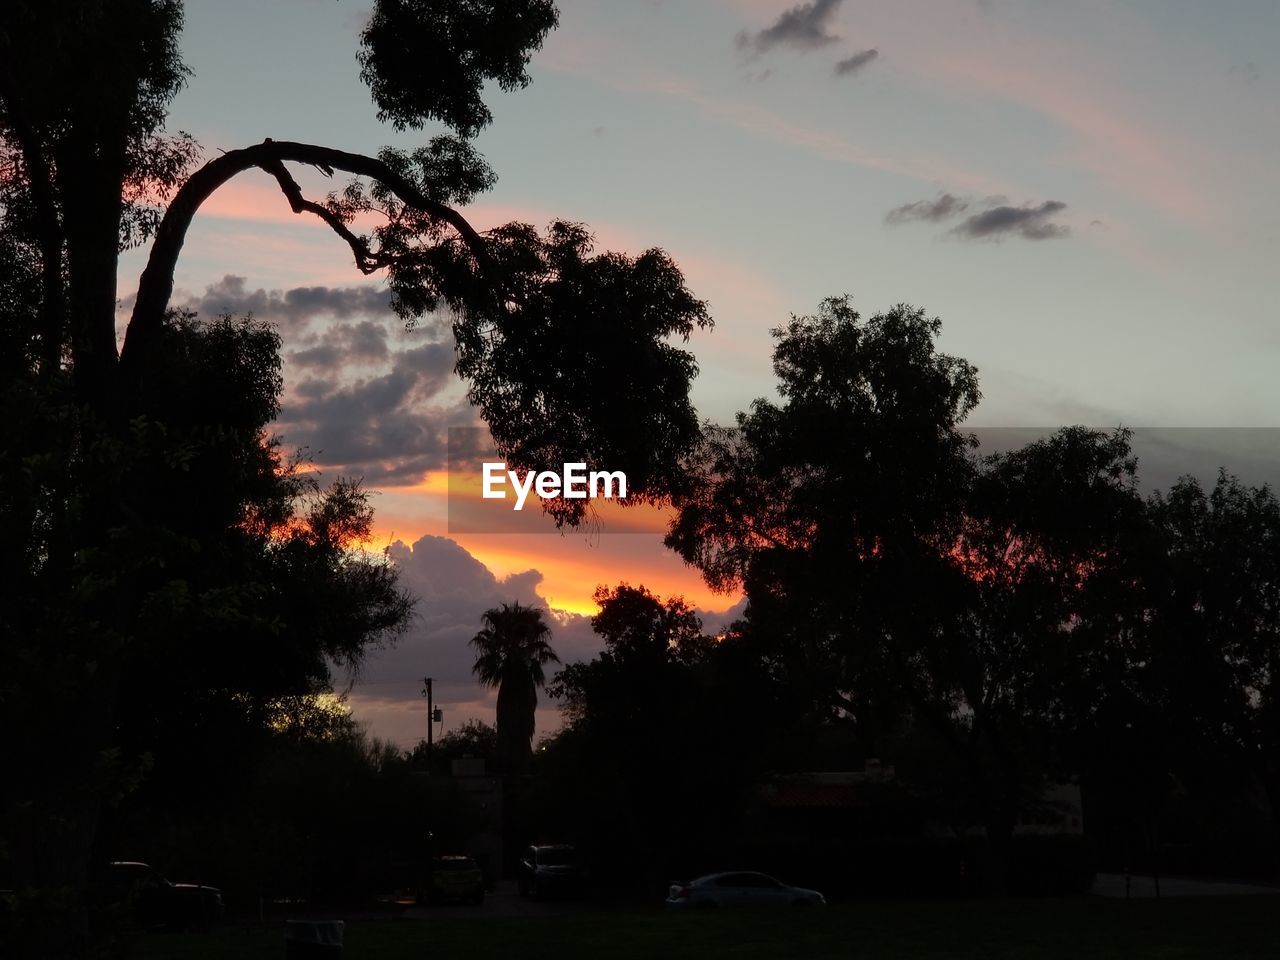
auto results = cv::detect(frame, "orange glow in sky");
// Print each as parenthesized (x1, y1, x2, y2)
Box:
(369, 481, 738, 617)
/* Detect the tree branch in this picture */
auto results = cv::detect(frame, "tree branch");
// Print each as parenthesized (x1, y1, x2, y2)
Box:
(257, 157, 383, 275)
(120, 139, 492, 389)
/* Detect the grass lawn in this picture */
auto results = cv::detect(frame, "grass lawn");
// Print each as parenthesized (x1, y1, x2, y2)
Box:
(129, 896, 1280, 960)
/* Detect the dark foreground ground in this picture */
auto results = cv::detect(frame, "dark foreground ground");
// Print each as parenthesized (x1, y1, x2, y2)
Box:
(131, 895, 1280, 960)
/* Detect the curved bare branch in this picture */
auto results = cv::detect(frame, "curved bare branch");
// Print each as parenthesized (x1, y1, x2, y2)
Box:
(120, 138, 491, 387)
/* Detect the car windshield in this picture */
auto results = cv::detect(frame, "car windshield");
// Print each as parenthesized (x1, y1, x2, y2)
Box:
(536, 848, 576, 866)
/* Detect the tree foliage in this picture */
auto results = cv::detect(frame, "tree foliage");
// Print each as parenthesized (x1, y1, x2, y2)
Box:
(666, 298, 981, 732)
(666, 298, 1155, 870)
(358, 0, 559, 138)
(543, 585, 775, 889)
(408, 718, 499, 774)
(1145, 474, 1280, 826)
(0, 1, 713, 949)
(470, 602, 559, 772)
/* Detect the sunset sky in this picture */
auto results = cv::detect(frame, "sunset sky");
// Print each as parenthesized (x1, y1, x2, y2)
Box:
(115, 0, 1278, 747)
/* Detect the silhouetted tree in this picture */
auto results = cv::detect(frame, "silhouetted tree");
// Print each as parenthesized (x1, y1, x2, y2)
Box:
(545, 585, 774, 890)
(943, 427, 1147, 870)
(1058, 471, 1280, 877)
(408, 719, 498, 774)
(1146, 474, 1280, 839)
(668, 298, 1148, 887)
(471, 603, 559, 773)
(667, 297, 981, 750)
(1, 2, 711, 952)
(1, 306, 415, 955)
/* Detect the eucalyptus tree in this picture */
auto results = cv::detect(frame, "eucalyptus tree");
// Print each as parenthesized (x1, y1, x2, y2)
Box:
(0, 2, 711, 948)
(667, 297, 1146, 885)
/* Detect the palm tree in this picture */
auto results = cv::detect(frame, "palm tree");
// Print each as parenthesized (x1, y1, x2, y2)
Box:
(470, 602, 559, 772)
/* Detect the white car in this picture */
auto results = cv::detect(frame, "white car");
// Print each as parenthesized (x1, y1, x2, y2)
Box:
(666, 871, 826, 909)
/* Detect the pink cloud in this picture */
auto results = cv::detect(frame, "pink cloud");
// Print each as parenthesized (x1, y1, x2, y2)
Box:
(175, 228, 366, 288)
(821, 0, 1216, 225)
(550, 1, 1222, 229)
(538, 6, 1016, 196)
(638, 75, 1014, 198)
(196, 174, 308, 226)
(923, 53, 1210, 225)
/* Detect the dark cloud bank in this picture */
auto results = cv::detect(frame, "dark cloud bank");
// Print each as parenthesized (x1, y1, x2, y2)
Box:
(173, 275, 475, 485)
(175, 274, 395, 332)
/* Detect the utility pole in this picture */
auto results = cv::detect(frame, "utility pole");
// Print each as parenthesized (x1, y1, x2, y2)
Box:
(422, 676, 443, 768)
(423, 677, 434, 758)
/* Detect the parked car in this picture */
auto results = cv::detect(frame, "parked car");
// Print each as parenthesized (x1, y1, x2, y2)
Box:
(666, 871, 826, 909)
(418, 856, 485, 905)
(517, 844, 586, 899)
(106, 861, 224, 929)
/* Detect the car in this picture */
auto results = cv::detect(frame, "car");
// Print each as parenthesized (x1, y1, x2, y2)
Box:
(666, 871, 826, 909)
(106, 861, 224, 929)
(517, 844, 586, 899)
(418, 855, 485, 905)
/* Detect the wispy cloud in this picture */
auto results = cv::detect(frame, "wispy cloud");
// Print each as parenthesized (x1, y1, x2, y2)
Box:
(538, 17, 1009, 197)
(624, 75, 1010, 196)
(735, 0, 844, 55)
(885, 192, 969, 224)
(921, 45, 1210, 224)
(834, 47, 878, 77)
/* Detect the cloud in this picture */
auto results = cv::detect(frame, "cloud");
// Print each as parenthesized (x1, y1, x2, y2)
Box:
(277, 343, 476, 485)
(885, 192, 970, 224)
(735, 0, 844, 56)
(170, 274, 468, 485)
(288, 320, 391, 372)
(341, 536, 752, 747)
(834, 48, 878, 77)
(950, 200, 1070, 241)
(341, 535, 602, 746)
(886, 193, 1070, 242)
(697, 596, 748, 635)
(173, 274, 394, 334)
